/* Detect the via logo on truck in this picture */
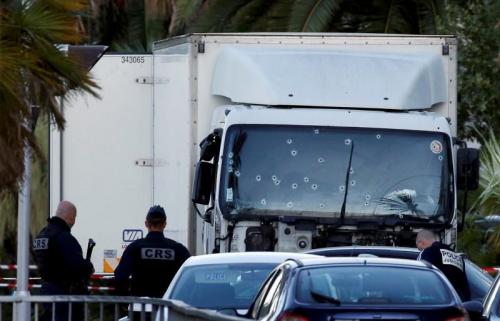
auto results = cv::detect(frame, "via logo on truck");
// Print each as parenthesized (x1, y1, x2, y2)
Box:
(122, 229, 143, 242)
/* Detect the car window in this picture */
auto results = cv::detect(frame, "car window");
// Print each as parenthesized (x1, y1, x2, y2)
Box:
(249, 270, 277, 319)
(297, 265, 452, 305)
(464, 259, 494, 301)
(257, 269, 283, 319)
(308, 248, 494, 301)
(169, 263, 276, 309)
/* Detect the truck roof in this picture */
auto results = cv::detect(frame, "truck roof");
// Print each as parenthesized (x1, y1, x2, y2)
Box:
(153, 33, 455, 111)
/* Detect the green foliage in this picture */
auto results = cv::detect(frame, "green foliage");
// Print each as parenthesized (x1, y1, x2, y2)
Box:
(0, 115, 49, 261)
(458, 215, 499, 265)
(172, 0, 442, 34)
(438, 0, 500, 138)
(86, 0, 173, 52)
(469, 129, 500, 251)
(459, 129, 500, 262)
(474, 130, 500, 215)
(288, 0, 341, 32)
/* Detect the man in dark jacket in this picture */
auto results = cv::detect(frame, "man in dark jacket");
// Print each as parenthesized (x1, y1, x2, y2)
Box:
(416, 229, 471, 301)
(114, 205, 191, 298)
(33, 200, 94, 321)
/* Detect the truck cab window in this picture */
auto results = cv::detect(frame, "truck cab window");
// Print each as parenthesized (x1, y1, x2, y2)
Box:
(220, 125, 453, 223)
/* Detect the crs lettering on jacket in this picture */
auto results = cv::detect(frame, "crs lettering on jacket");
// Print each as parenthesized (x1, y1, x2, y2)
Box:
(141, 248, 175, 260)
(440, 249, 464, 271)
(33, 238, 49, 250)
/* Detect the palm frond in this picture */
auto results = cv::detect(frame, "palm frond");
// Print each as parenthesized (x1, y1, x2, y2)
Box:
(170, 0, 204, 35)
(0, 0, 99, 191)
(472, 129, 500, 215)
(288, 0, 341, 32)
(250, 0, 294, 32)
(226, 0, 274, 32)
(383, 0, 415, 33)
(189, 0, 249, 33)
(415, 0, 439, 34)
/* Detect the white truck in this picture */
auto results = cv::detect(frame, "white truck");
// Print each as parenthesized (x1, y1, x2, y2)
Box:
(49, 33, 479, 273)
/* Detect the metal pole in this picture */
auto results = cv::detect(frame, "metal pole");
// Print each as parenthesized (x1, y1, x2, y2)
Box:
(15, 139, 33, 321)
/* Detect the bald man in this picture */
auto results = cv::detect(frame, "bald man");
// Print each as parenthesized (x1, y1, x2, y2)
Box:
(33, 201, 94, 321)
(416, 229, 470, 301)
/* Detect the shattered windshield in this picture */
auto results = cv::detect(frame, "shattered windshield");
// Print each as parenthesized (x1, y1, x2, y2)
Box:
(219, 125, 453, 222)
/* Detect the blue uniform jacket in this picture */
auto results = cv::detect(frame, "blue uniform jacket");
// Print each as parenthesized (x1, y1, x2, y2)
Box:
(33, 217, 94, 293)
(114, 231, 191, 297)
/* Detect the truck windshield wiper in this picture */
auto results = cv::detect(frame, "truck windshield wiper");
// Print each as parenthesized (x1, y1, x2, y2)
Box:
(310, 290, 341, 306)
(339, 140, 354, 223)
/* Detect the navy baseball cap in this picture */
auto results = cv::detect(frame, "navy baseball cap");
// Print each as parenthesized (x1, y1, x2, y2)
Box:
(146, 205, 166, 222)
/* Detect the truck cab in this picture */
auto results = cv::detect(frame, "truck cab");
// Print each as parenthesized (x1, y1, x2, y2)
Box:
(51, 34, 479, 272)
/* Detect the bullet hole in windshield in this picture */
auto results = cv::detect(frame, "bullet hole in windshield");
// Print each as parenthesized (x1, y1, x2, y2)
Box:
(319, 203, 326, 209)
(350, 168, 354, 174)
(312, 184, 319, 191)
(364, 201, 370, 206)
(272, 175, 277, 181)
(286, 202, 294, 208)
(438, 155, 444, 161)
(228, 152, 234, 158)
(314, 129, 320, 134)
(304, 177, 310, 183)
(292, 183, 298, 189)
(345, 139, 352, 145)
(376, 134, 382, 140)
(350, 180, 356, 186)
(339, 185, 345, 192)
(286, 139, 293, 145)
(365, 194, 371, 201)
(228, 159, 234, 165)
(261, 199, 266, 205)
(228, 168, 233, 173)
(274, 180, 281, 186)
(256, 175, 261, 182)
(291, 150, 298, 157)
(318, 157, 325, 163)
(235, 170, 240, 177)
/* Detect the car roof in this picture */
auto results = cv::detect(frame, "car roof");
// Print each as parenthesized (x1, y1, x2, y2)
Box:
(181, 252, 319, 266)
(307, 246, 419, 254)
(291, 256, 432, 269)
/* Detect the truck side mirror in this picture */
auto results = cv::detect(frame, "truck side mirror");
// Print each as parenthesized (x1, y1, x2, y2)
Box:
(192, 161, 214, 205)
(457, 148, 480, 191)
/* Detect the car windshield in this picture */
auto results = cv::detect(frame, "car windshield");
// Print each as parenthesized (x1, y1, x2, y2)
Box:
(169, 263, 276, 310)
(220, 125, 453, 222)
(296, 265, 452, 305)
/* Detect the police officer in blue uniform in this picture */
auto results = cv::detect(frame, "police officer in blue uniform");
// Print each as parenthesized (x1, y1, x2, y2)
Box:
(114, 205, 191, 297)
(33, 200, 94, 321)
(416, 229, 471, 301)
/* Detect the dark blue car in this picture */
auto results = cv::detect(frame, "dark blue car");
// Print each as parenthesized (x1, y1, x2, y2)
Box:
(246, 257, 472, 321)
(306, 246, 493, 302)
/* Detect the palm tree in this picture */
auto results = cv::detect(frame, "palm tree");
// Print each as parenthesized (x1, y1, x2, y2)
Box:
(0, 0, 99, 253)
(170, 0, 445, 35)
(472, 130, 500, 249)
(85, 0, 173, 52)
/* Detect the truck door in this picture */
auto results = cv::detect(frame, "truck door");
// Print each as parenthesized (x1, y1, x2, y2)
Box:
(49, 54, 153, 273)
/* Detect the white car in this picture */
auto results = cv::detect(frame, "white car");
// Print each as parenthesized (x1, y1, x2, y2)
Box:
(162, 252, 318, 316)
(122, 252, 317, 321)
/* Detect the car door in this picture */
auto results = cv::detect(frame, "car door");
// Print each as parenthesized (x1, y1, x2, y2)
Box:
(249, 265, 290, 321)
(483, 275, 500, 321)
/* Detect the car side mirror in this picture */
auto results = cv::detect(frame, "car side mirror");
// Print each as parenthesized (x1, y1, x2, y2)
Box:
(463, 300, 485, 321)
(192, 161, 214, 205)
(457, 148, 480, 191)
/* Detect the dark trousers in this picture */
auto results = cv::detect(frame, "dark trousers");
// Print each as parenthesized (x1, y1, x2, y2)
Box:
(41, 283, 84, 321)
